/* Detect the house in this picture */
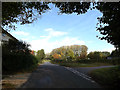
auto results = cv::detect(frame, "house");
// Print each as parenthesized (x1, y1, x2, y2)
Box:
(0, 28, 18, 45)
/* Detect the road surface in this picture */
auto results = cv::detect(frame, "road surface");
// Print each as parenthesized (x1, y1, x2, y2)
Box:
(20, 62, 102, 88)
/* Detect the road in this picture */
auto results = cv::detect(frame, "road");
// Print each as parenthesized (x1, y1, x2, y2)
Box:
(20, 62, 102, 88)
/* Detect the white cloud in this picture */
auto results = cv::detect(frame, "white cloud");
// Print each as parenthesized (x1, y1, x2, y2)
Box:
(29, 36, 85, 53)
(40, 36, 48, 38)
(20, 38, 29, 41)
(11, 31, 29, 36)
(45, 28, 68, 37)
(60, 37, 85, 46)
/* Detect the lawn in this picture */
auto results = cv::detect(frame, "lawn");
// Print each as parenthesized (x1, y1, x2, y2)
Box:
(88, 66, 120, 88)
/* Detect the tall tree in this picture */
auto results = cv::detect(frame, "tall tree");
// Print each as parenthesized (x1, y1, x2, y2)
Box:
(65, 49, 75, 61)
(80, 45, 88, 59)
(96, 2, 120, 49)
(36, 49, 45, 60)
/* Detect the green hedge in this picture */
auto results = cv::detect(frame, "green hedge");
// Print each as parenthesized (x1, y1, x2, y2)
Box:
(77, 59, 120, 65)
(51, 58, 120, 65)
(2, 52, 38, 74)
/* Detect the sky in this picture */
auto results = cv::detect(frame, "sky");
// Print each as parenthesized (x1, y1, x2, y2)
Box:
(9, 4, 115, 54)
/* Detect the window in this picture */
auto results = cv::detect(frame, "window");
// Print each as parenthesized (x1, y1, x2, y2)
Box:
(2, 33, 6, 37)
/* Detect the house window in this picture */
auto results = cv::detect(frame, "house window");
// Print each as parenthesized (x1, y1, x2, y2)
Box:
(2, 33, 6, 37)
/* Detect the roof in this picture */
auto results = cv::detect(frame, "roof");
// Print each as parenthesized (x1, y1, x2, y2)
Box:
(2, 28, 18, 41)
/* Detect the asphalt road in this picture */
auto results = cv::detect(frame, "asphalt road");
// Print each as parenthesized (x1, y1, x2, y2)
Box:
(20, 62, 102, 88)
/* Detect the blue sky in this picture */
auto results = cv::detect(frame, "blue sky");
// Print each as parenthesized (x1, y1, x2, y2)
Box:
(9, 4, 115, 53)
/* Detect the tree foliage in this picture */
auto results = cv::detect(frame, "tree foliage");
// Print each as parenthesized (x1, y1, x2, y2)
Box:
(36, 49, 45, 61)
(2, 39, 38, 74)
(110, 49, 120, 57)
(2, 2, 50, 30)
(2, 39, 30, 54)
(96, 2, 120, 49)
(87, 51, 110, 60)
(2, 2, 120, 49)
(53, 2, 90, 15)
(50, 45, 88, 61)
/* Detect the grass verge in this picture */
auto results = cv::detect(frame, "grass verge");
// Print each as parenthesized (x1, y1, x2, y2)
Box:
(51, 61, 112, 67)
(88, 66, 120, 88)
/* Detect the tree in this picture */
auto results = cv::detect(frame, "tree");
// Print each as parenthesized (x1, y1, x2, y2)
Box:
(111, 49, 120, 57)
(50, 45, 88, 61)
(87, 51, 110, 60)
(79, 45, 88, 59)
(53, 2, 90, 15)
(3, 2, 120, 50)
(2, 2, 50, 30)
(101, 51, 110, 59)
(54, 2, 120, 50)
(65, 49, 75, 61)
(2, 39, 38, 74)
(36, 49, 45, 60)
(2, 2, 91, 30)
(2, 39, 30, 54)
(54, 2, 120, 49)
(87, 52, 94, 59)
(52, 53, 61, 60)
(96, 2, 120, 49)
(87, 51, 102, 60)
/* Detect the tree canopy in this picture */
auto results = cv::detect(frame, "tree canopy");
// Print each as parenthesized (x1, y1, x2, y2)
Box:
(96, 2, 120, 49)
(2, 2, 120, 49)
(36, 49, 45, 60)
(2, 2, 50, 30)
(50, 45, 88, 61)
(87, 51, 110, 59)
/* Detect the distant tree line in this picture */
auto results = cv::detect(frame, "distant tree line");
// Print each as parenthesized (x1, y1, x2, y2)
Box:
(87, 51, 110, 60)
(87, 50, 120, 60)
(48, 45, 88, 61)
(47, 44, 120, 62)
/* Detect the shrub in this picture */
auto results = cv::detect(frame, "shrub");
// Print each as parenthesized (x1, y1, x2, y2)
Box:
(2, 40, 38, 74)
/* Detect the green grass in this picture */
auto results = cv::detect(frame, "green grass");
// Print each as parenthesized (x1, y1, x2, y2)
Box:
(61, 63, 112, 67)
(88, 66, 120, 88)
(51, 61, 112, 67)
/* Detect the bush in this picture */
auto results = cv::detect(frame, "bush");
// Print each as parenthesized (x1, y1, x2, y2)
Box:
(2, 40, 38, 75)
(2, 52, 38, 74)
(77, 59, 120, 65)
